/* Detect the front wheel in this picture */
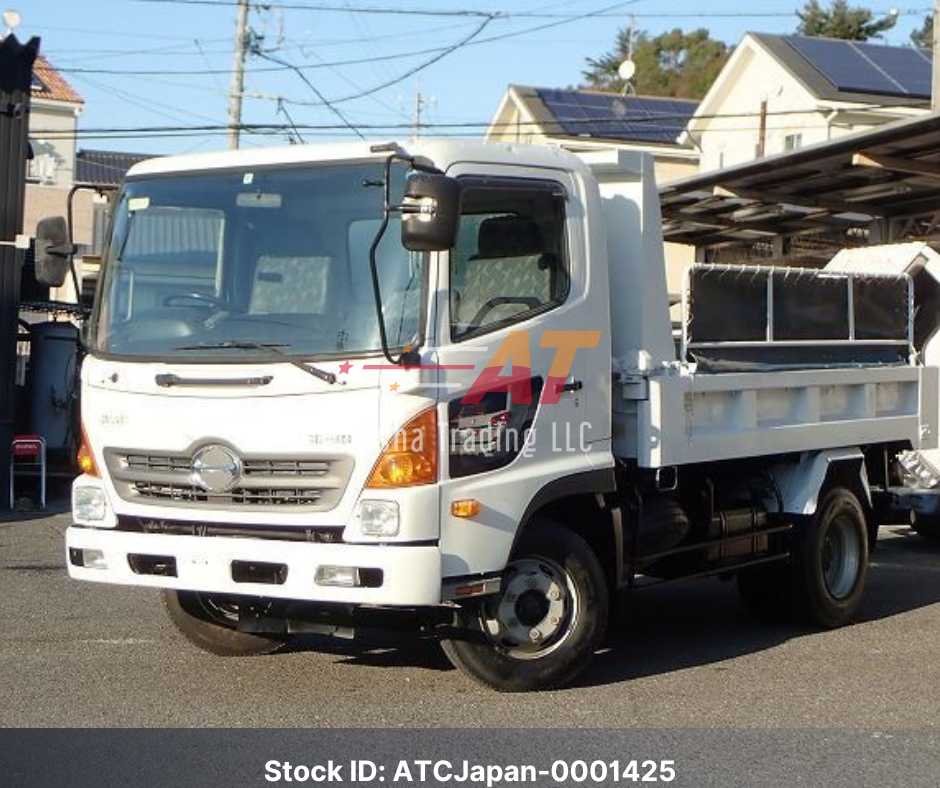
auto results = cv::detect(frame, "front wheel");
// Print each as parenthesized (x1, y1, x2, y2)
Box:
(440, 521, 608, 692)
(162, 590, 288, 657)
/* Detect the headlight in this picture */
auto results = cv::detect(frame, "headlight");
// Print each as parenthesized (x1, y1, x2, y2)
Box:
(73, 486, 107, 522)
(359, 499, 400, 536)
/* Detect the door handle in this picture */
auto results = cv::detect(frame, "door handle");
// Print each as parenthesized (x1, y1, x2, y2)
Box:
(554, 380, 584, 395)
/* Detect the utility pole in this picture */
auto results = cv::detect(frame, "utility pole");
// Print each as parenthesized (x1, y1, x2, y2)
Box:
(757, 99, 767, 158)
(933, 0, 940, 110)
(410, 85, 435, 141)
(227, 0, 250, 149)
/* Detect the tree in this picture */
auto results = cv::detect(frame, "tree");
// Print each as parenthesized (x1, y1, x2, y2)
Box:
(582, 27, 729, 99)
(796, 1, 898, 40)
(910, 14, 933, 49)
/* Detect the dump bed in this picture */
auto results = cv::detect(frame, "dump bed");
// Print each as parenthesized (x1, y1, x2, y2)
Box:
(613, 264, 938, 467)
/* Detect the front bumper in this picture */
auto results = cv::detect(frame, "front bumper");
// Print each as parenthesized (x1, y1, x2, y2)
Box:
(66, 526, 443, 606)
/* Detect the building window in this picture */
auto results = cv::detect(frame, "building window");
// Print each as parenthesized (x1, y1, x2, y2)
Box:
(784, 133, 803, 152)
(26, 140, 60, 184)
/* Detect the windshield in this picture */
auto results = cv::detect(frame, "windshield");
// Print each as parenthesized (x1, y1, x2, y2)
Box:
(92, 161, 425, 360)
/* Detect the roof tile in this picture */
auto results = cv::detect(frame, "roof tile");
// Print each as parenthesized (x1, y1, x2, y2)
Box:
(31, 54, 83, 104)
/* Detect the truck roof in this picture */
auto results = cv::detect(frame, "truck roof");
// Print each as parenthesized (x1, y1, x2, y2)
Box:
(126, 139, 590, 180)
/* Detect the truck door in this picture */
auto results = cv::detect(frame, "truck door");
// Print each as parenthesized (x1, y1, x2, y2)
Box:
(434, 168, 609, 578)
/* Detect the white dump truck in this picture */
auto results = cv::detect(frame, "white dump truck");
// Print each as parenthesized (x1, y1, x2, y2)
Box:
(48, 140, 938, 691)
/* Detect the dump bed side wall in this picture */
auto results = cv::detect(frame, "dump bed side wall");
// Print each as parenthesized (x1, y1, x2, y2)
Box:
(613, 364, 936, 468)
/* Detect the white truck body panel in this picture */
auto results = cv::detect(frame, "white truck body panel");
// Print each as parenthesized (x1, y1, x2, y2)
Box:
(65, 140, 939, 611)
(67, 526, 442, 605)
(625, 364, 936, 468)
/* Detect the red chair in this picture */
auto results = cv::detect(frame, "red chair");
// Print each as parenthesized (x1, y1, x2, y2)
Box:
(10, 434, 46, 509)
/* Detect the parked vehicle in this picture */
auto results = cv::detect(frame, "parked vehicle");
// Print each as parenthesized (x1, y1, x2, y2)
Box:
(48, 140, 938, 691)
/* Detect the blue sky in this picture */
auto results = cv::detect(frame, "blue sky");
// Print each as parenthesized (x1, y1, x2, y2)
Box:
(21, 0, 931, 155)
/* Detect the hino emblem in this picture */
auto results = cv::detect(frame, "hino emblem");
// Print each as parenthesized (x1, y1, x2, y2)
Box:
(190, 445, 243, 493)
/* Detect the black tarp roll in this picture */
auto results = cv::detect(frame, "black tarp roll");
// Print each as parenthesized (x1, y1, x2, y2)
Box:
(685, 265, 911, 369)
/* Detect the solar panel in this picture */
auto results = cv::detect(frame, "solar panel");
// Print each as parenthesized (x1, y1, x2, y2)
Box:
(534, 89, 696, 144)
(785, 36, 931, 99)
(855, 42, 932, 97)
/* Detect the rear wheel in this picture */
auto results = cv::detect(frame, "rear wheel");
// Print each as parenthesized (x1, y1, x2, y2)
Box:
(790, 487, 869, 628)
(162, 590, 287, 657)
(440, 520, 608, 692)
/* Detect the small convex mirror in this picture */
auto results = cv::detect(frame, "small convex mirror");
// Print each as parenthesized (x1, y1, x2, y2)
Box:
(34, 216, 71, 288)
(400, 172, 461, 252)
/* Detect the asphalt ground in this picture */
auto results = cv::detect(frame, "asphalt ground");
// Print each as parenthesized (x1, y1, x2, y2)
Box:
(2, 505, 940, 728)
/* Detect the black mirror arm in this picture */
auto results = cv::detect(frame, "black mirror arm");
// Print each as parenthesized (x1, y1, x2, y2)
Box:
(44, 242, 78, 258)
(368, 148, 434, 366)
(369, 142, 442, 175)
(368, 154, 401, 366)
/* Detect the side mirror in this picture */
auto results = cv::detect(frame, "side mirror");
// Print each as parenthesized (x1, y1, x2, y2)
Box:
(34, 216, 74, 287)
(400, 173, 461, 252)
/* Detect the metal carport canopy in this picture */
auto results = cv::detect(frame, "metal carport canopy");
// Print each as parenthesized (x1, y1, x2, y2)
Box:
(659, 112, 940, 251)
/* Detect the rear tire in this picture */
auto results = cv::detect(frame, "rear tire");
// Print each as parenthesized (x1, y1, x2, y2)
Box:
(790, 487, 869, 628)
(162, 590, 287, 657)
(440, 520, 608, 692)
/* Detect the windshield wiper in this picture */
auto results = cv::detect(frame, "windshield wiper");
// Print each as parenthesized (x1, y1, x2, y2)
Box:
(173, 340, 337, 384)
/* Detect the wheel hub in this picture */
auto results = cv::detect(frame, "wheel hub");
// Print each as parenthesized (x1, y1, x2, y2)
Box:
(823, 514, 861, 600)
(487, 558, 571, 652)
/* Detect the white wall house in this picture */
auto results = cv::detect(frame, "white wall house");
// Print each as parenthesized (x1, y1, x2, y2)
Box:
(684, 33, 932, 173)
(487, 85, 701, 293)
(487, 84, 700, 186)
(26, 55, 94, 246)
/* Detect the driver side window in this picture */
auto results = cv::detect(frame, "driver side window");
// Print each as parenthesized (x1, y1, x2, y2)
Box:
(450, 182, 568, 342)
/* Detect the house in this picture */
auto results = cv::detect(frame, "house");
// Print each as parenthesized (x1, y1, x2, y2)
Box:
(25, 54, 91, 246)
(684, 33, 932, 173)
(26, 56, 153, 305)
(487, 85, 701, 293)
(76, 149, 154, 188)
(487, 85, 700, 185)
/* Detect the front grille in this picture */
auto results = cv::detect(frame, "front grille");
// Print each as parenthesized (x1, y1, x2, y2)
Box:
(131, 482, 324, 507)
(244, 459, 330, 478)
(116, 516, 343, 543)
(105, 448, 353, 512)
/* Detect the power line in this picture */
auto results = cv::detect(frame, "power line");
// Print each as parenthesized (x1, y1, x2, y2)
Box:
(49, 3, 933, 77)
(32, 101, 931, 141)
(130, 0, 501, 17)
(127, 0, 933, 19)
(256, 50, 366, 139)
(323, 13, 497, 104)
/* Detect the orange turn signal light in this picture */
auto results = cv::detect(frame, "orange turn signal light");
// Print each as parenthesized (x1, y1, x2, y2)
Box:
(451, 499, 481, 518)
(77, 426, 100, 477)
(365, 407, 438, 489)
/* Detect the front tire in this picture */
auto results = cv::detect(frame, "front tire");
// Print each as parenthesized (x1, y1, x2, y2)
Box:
(162, 590, 287, 657)
(791, 487, 869, 628)
(440, 521, 608, 692)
